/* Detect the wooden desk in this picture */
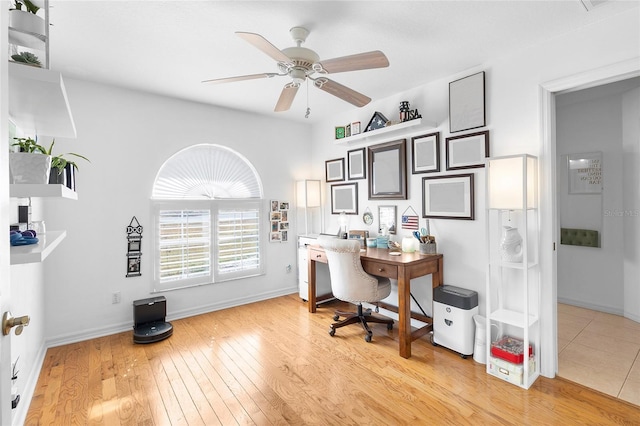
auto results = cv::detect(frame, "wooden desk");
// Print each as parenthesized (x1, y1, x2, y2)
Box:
(307, 246, 443, 359)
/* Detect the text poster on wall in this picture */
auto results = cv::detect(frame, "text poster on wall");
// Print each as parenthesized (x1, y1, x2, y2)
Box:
(567, 151, 603, 194)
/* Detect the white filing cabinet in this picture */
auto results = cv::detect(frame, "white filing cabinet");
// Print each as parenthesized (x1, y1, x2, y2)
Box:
(297, 235, 332, 302)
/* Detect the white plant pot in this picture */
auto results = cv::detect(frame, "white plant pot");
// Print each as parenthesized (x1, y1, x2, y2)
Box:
(9, 9, 45, 51)
(9, 153, 52, 184)
(9, 10, 45, 36)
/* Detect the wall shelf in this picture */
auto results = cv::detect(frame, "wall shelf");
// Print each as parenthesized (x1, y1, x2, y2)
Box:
(333, 118, 437, 145)
(8, 61, 76, 138)
(10, 230, 66, 265)
(10, 184, 78, 200)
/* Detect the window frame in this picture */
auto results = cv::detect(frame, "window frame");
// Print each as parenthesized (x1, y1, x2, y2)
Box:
(152, 199, 264, 292)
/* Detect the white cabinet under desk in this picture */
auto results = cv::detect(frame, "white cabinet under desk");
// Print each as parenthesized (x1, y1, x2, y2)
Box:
(297, 235, 333, 304)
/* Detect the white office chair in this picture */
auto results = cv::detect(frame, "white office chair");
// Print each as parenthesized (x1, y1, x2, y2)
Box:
(318, 236, 394, 342)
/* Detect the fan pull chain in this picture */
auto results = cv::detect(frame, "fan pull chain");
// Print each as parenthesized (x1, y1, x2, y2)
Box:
(305, 79, 311, 118)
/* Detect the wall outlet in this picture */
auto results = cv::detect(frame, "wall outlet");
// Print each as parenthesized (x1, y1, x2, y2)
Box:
(112, 291, 121, 304)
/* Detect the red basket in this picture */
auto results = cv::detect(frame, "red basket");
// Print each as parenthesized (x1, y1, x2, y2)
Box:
(491, 335, 532, 364)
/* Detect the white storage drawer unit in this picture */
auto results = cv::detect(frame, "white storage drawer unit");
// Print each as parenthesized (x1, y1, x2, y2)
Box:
(432, 285, 478, 358)
(297, 235, 332, 301)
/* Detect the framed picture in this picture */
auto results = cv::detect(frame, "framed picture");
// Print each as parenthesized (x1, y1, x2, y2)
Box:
(126, 255, 141, 277)
(325, 158, 345, 182)
(368, 139, 407, 200)
(347, 148, 366, 180)
(364, 111, 389, 132)
(335, 126, 346, 139)
(269, 199, 289, 242)
(127, 238, 141, 253)
(411, 132, 440, 174)
(331, 182, 358, 215)
(422, 173, 475, 220)
(378, 205, 397, 234)
(449, 71, 486, 133)
(568, 151, 602, 194)
(445, 130, 489, 170)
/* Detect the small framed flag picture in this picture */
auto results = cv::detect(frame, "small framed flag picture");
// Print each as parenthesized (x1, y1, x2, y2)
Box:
(401, 206, 419, 230)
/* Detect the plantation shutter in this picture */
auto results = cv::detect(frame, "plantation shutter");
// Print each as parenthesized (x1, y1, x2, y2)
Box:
(158, 209, 211, 283)
(217, 206, 260, 277)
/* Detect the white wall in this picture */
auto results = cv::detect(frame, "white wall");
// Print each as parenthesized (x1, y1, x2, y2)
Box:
(310, 10, 639, 377)
(41, 79, 312, 345)
(556, 78, 640, 314)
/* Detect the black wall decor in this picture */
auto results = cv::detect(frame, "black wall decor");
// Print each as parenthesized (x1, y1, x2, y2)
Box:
(126, 216, 143, 277)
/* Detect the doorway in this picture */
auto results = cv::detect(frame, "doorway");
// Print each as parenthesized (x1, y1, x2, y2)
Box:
(551, 73, 640, 404)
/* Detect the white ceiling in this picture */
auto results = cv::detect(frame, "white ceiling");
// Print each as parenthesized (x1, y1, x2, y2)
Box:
(47, 0, 638, 123)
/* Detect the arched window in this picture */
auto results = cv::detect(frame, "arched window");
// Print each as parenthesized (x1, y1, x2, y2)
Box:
(151, 144, 264, 292)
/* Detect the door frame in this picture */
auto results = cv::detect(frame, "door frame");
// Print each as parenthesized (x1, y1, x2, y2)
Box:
(539, 58, 640, 377)
(1, 3, 13, 424)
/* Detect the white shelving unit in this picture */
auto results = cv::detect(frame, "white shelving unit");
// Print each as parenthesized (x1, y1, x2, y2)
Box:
(485, 154, 540, 389)
(333, 118, 436, 145)
(10, 184, 77, 200)
(8, 0, 49, 68)
(8, 62, 76, 138)
(9, 185, 77, 264)
(10, 230, 66, 265)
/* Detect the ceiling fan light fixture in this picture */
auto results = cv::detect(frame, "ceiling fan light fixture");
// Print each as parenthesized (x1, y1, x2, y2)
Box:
(290, 68, 307, 84)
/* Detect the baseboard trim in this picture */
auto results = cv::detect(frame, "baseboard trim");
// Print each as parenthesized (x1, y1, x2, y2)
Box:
(45, 287, 298, 348)
(12, 343, 47, 426)
(557, 297, 624, 316)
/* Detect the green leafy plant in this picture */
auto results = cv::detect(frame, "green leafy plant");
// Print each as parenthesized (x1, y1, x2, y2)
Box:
(46, 140, 90, 175)
(11, 51, 41, 67)
(13, 0, 40, 14)
(12, 137, 47, 154)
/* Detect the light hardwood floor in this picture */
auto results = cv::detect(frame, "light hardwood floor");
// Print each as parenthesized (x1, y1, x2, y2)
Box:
(558, 303, 640, 406)
(27, 295, 640, 425)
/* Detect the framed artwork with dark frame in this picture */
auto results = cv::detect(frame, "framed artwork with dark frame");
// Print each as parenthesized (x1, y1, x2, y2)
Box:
(127, 238, 141, 254)
(126, 255, 142, 277)
(411, 132, 440, 174)
(347, 148, 366, 180)
(364, 111, 389, 132)
(331, 182, 358, 215)
(367, 139, 407, 200)
(325, 158, 345, 182)
(445, 130, 489, 170)
(449, 71, 486, 133)
(422, 173, 475, 220)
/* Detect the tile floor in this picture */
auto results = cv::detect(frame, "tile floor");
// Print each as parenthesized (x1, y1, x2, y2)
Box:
(558, 303, 640, 406)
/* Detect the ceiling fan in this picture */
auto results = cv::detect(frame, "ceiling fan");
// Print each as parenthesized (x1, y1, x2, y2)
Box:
(202, 27, 389, 112)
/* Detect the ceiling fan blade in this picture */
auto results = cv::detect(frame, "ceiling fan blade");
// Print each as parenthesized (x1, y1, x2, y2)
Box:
(315, 78, 371, 107)
(274, 84, 299, 112)
(236, 32, 292, 64)
(318, 51, 389, 74)
(202, 73, 279, 84)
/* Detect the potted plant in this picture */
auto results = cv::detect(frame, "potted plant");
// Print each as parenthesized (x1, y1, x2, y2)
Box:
(46, 140, 90, 190)
(9, 0, 45, 67)
(9, 137, 52, 184)
(9, 1, 45, 34)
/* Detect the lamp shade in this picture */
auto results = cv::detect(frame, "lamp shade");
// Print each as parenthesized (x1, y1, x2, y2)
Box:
(297, 180, 321, 208)
(487, 155, 537, 210)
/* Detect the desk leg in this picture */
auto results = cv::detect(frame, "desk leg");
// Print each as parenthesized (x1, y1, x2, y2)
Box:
(434, 257, 444, 287)
(398, 266, 411, 359)
(308, 257, 317, 313)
